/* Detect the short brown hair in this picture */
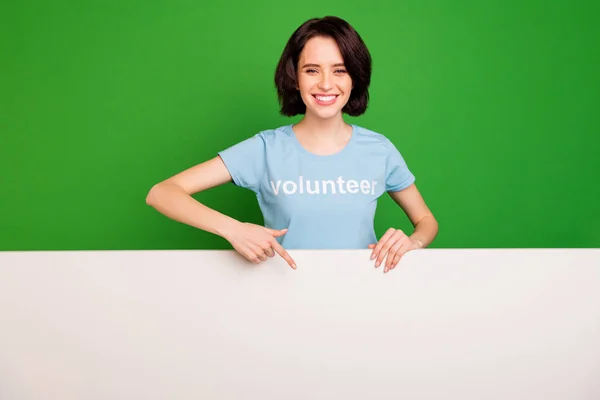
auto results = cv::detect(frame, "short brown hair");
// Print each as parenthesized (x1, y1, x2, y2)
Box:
(274, 16, 372, 117)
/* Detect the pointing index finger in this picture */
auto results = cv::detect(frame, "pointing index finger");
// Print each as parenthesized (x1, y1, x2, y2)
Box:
(271, 239, 296, 269)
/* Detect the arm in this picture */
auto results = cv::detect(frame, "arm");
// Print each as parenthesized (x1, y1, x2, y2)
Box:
(145, 156, 296, 268)
(387, 183, 438, 248)
(146, 156, 240, 238)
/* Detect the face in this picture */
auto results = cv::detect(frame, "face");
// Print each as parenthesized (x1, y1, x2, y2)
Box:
(297, 36, 353, 121)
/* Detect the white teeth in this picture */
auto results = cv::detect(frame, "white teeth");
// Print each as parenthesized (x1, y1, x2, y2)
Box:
(315, 95, 336, 102)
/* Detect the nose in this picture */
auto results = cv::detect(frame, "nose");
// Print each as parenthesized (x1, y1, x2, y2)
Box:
(318, 72, 333, 91)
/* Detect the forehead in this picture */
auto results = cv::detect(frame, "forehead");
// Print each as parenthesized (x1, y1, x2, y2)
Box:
(299, 36, 344, 64)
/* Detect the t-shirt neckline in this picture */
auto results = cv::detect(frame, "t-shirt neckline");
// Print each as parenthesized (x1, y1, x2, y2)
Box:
(287, 123, 356, 159)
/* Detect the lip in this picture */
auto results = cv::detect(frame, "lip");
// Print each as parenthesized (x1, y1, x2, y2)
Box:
(312, 94, 339, 106)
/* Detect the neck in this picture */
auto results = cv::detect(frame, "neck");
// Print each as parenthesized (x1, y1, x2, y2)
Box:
(295, 113, 347, 140)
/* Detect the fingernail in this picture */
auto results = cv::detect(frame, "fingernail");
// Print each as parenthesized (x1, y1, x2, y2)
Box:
(371, 253, 376, 260)
(375, 261, 380, 267)
(292, 264, 296, 269)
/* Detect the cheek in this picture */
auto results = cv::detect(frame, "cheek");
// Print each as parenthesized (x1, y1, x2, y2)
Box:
(344, 78, 354, 92)
(336, 77, 353, 94)
(297, 77, 313, 94)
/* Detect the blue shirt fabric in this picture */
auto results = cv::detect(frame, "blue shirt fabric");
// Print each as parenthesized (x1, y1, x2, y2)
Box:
(217, 124, 415, 249)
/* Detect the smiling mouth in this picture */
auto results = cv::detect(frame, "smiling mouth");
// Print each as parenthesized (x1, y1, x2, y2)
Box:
(312, 94, 339, 105)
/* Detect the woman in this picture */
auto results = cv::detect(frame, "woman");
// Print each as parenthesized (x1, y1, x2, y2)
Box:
(146, 16, 438, 273)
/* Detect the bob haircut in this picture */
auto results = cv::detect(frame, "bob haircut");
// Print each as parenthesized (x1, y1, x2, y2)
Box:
(274, 16, 372, 117)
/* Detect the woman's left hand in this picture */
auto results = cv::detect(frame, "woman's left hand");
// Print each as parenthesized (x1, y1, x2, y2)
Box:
(368, 228, 424, 273)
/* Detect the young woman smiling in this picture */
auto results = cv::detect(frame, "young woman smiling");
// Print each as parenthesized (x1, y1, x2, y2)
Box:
(146, 16, 439, 273)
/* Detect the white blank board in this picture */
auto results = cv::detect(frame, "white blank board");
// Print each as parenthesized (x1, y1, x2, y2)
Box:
(1, 248, 599, 400)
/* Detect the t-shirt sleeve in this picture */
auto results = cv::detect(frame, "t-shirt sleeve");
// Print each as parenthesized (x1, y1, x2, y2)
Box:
(218, 133, 266, 194)
(385, 139, 415, 192)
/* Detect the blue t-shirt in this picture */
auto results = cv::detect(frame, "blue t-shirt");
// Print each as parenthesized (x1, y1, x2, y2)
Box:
(218, 124, 415, 249)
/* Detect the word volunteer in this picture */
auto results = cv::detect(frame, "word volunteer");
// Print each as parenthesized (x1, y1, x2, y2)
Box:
(269, 176, 378, 196)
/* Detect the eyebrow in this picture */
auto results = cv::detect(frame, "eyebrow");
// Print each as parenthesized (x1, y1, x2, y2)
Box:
(301, 63, 346, 68)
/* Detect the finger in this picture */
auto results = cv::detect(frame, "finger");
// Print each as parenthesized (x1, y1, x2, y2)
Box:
(251, 246, 267, 262)
(247, 241, 269, 261)
(380, 230, 408, 268)
(377, 233, 403, 267)
(391, 252, 404, 270)
(271, 240, 296, 269)
(376, 242, 393, 267)
(372, 237, 392, 264)
(389, 239, 415, 272)
(248, 254, 261, 264)
(368, 244, 376, 249)
(386, 238, 409, 270)
(259, 241, 275, 258)
(371, 228, 397, 260)
(385, 239, 407, 272)
(257, 251, 268, 262)
(266, 228, 288, 237)
(265, 246, 275, 258)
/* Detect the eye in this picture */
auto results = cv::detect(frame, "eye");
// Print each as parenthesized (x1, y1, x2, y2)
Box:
(335, 69, 347, 74)
(305, 68, 318, 74)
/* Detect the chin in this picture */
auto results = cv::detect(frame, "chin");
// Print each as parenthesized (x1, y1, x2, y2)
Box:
(313, 111, 341, 120)
(306, 106, 345, 121)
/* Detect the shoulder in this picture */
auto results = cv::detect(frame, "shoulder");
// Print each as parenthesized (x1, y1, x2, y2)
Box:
(352, 124, 397, 150)
(254, 125, 293, 142)
(229, 125, 294, 152)
(223, 125, 293, 152)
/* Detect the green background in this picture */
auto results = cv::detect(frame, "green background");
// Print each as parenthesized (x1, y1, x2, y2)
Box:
(1, 0, 598, 251)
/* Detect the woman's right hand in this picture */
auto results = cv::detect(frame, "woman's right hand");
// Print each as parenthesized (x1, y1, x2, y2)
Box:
(224, 223, 296, 269)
